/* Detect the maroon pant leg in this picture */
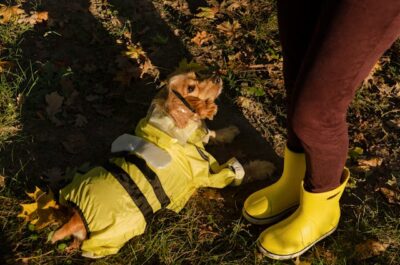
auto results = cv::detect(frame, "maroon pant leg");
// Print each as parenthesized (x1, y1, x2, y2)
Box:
(277, 0, 324, 153)
(279, 0, 400, 192)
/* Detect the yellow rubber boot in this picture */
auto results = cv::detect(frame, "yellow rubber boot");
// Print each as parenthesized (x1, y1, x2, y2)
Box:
(242, 146, 306, 225)
(258, 168, 350, 260)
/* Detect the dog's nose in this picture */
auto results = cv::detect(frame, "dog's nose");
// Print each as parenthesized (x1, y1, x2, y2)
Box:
(212, 75, 221, 83)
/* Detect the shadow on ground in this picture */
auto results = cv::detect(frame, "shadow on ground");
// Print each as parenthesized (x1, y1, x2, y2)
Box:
(0, 0, 279, 262)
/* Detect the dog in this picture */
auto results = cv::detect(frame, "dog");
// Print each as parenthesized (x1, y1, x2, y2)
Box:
(49, 71, 274, 258)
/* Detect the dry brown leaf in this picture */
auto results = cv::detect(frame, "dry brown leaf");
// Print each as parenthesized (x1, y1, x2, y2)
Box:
(225, 0, 249, 12)
(191, 31, 213, 46)
(0, 4, 25, 24)
(74, 114, 87, 127)
(196, 6, 219, 19)
(140, 59, 159, 79)
(0, 174, 5, 188)
(355, 239, 389, 260)
(19, 11, 48, 25)
(217, 20, 241, 37)
(0, 60, 14, 72)
(357, 157, 383, 170)
(45, 91, 64, 125)
(61, 133, 87, 154)
(376, 186, 400, 205)
(358, 158, 383, 167)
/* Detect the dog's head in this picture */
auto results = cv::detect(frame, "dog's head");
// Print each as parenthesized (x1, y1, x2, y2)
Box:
(165, 71, 223, 128)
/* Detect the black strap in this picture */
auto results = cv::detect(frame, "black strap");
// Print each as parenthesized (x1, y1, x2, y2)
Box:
(124, 154, 171, 208)
(195, 145, 209, 161)
(172, 89, 196, 113)
(195, 145, 216, 174)
(102, 161, 153, 223)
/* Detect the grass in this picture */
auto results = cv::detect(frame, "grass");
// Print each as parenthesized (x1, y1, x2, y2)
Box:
(1, 0, 400, 264)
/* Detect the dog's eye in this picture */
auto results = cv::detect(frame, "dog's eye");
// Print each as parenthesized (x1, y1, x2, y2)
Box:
(187, 85, 195, 93)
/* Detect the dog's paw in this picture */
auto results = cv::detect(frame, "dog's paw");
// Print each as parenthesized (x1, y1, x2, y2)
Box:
(243, 160, 276, 183)
(209, 125, 240, 145)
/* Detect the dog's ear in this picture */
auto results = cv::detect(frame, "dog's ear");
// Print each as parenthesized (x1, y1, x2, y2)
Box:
(185, 97, 218, 120)
(165, 90, 195, 128)
(168, 72, 196, 94)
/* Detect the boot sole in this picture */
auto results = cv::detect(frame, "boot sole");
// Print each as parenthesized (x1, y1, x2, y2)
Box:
(257, 226, 337, 260)
(242, 204, 299, 225)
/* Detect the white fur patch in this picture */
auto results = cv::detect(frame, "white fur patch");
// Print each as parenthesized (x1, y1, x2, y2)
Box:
(209, 125, 240, 145)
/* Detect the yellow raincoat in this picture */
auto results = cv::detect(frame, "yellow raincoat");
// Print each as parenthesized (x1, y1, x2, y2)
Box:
(59, 117, 239, 258)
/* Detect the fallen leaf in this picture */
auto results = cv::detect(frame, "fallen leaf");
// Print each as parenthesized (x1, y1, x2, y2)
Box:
(358, 157, 383, 167)
(0, 60, 14, 72)
(0, 4, 25, 24)
(18, 11, 48, 25)
(217, 20, 241, 38)
(0, 175, 5, 188)
(226, 0, 249, 12)
(18, 187, 63, 230)
(191, 31, 213, 46)
(140, 59, 159, 79)
(74, 114, 87, 127)
(348, 146, 364, 160)
(196, 6, 219, 19)
(45, 92, 64, 125)
(355, 239, 389, 260)
(376, 187, 400, 205)
(386, 175, 398, 188)
(124, 44, 146, 60)
(61, 133, 87, 154)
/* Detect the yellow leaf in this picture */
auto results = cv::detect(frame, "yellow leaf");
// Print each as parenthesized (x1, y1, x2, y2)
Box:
(196, 6, 219, 19)
(0, 4, 25, 24)
(18, 187, 61, 229)
(124, 44, 146, 60)
(26, 186, 44, 200)
(18, 202, 38, 222)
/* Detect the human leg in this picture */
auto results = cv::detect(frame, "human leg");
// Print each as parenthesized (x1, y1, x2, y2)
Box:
(243, 0, 323, 224)
(259, 0, 400, 259)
